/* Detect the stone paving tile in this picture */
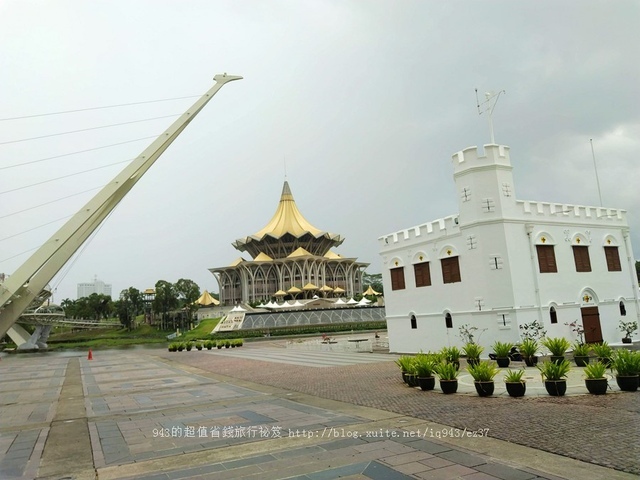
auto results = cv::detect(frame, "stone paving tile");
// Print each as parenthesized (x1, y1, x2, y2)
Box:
(161, 348, 640, 475)
(363, 460, 415, 480)
(437, 449, 488, 467)
(474, 463, 539, 480)
(379, 450, 435, 466)
(414, 463, 478, 479)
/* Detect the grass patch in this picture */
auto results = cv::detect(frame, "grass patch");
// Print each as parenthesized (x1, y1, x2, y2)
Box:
(179, 318, 221, 341)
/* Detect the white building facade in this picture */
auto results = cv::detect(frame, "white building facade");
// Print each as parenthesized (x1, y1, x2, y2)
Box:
(77, 278, 112, 299)
(379, 144, 639, 353)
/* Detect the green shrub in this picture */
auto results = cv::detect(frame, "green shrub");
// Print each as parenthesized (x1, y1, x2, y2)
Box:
(611, 350, 640, 376)
(572, 342, 591, 357)
(195, 342, 203, 350)
(186, 342, 193, 351)
(440, 346, 461, 363)
(177, 343, 185, 352)
(537, 359, 571, 381)
(435, 362, 459, 380)
(504, 369, 526, 383)
(413, 354, 437, 377)
(542, 337, 570, 356)
(204, 340, 213, 350)
(584, 361, 607, 379)
(462, 343, 483, 359)
(395, 355, 415, 372)
(467, 361, 499, 381)
(591, 342, 613, 358)
(519, 338, 538, 357)
(492, 341, 512, 358)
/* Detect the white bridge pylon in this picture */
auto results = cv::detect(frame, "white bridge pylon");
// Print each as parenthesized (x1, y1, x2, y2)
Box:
(0, 74, 242, 348)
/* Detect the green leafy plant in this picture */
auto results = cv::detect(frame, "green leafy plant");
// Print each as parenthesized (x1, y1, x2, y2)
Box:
(435, 362, 459, 380)
(177, 343, 185, 352)
(395, 355, 415, 372)
(204, 340, 213, 350)
(462, 343, 484, 360)
(519, 338, 538, 357)
(440, 346, 461, 364)
(458, 324, 486, 344)
(467, 361, 499, 382)
(186, 342, 193, 351)
(542, 337, 570, 356)
(591, 342, 613, 359)
(492, 341, 512, 358)
(504, 369, 526, 383)
(572, 342, 591, 357)
(537, 359, 571, 381)
(619, 320, 638, 339)
(168, 343, 178, 352)
(519, 319, 547, 341)
(584, 361, 607, 379)
(611, 350, 640, 376)
(195, 342, 203, 350)
(224, 340, 231, 348)
(413, 355, 437, 377)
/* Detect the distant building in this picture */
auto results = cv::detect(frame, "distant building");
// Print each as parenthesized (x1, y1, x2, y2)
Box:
(379, 143, 639, 353)
(210, 181, 368, 305)
(77, 277, 112, 299)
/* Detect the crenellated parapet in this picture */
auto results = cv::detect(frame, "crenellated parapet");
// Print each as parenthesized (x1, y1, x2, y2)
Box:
(517, 200, 627, 224)
(379, 215, 460, 248)
(451, 144, 512, 175)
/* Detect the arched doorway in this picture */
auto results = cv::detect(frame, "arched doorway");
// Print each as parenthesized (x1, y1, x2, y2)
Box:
(579, 289, 603, 343)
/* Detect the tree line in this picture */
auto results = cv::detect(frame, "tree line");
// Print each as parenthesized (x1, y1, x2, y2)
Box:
(60, 278, 205, 330)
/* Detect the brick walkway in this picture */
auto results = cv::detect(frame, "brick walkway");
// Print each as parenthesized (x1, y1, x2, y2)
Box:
(0, 346, 637, 480)
(159, 343, 640, 476)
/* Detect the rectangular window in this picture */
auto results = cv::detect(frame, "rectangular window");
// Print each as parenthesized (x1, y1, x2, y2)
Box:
(410, 316, 417, 329)
(536, 245, 557, 273)
(390, 267, 405, 291)
(413, 262, 431, 287)
(441, 257, 461, 284)
(604, 246, 622, 271)
(572, 246, 591, 272)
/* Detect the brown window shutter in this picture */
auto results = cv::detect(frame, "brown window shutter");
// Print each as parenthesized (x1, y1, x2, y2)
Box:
(536, 245, 557, 273)
(441, 257, 461, 284)
(414, 262, 431, 287)
(390, 267, 405, 290)
(605, 247, 622, 271)
(572, 246, 591, 272)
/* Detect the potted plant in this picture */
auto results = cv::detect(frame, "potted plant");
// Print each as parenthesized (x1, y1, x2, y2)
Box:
(440, 346, 461, 370)
(591, 342, 613, 367)
(542, 337, 570, 364)
(395, 355, 415, 384)
(583, 361, 608, 395)
(435, 362, 459, 394)
(504, 369, 526, 397)
(610, 349, 640, 392)
(619, 320, 638, 344)
(186, 342, 193, 351)
(216, 340, 223, 349)
(224, 340, 231, 348)
(168, 343, 178, 352)
(204, 340, 213, 350)
(492, 341, 513, 368)
(413, 354, 437, 391)
(462, 343, 484, 367)
(467, 361, 499, 397)
(195, 342, 203, 351)
(519, 338, 539, 367)
(572, 342, 591, 367)
(537, 359, 571, 396)
(177, 343, 185, 352)
(405, 358, 419, 387)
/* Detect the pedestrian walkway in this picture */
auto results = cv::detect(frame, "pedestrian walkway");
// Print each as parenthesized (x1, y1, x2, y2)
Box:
(0, 348, 636, 480)
(211, 347, 398, 367)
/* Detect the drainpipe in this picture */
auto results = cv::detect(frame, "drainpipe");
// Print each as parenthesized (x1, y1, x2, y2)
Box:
(526, 224, 545, 328)
(622, 230, 640, 323)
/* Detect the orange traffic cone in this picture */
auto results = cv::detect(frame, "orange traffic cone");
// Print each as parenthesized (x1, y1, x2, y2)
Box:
(88, 349, 93, 360)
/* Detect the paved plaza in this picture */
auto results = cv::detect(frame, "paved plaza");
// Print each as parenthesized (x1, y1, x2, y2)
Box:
(0, 340, 638, 480)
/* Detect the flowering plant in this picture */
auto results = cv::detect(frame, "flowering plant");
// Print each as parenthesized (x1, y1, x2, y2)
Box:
(565, 320, 585, 345)
(519, 320, 546, 341)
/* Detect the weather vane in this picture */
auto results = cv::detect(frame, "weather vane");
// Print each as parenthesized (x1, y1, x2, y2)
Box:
(475, 89, 505, 144)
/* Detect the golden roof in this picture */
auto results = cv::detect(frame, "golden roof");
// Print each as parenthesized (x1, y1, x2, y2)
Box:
(274, 290, 287, 296)
(252, 182, 331, 240)
(229, 257, 246, 267)
(324, 251, 342, 259)
(287, 286, 302, 293)
(303, 282, 318, 290)
(196, 290, 220, 306)
(254, 252, 274, 261)
(288, 247, 313, 258)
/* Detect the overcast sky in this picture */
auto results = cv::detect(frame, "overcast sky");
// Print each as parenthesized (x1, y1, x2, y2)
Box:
(1, 0, 638, 302)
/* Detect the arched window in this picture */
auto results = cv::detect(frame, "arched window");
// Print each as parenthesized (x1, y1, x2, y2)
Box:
(549, 306, 558, 324)
(445, 313, 453, 329)
(620, 301, 627, 316)
(410, 315, 417, 329)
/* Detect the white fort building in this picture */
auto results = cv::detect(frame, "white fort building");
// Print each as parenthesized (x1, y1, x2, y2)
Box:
(379, 143, 639, 353)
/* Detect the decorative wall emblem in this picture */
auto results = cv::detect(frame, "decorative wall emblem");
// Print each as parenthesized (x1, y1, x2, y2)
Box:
(394, 261, 398, 266)
(482, 198, 495, 212)
(541, 237, 546, 243)
(564, 229, 570, 242)
(466, 235, 477, 250)
(502, 182, 512, 197)
(447, 249, 452, 256)
(583, 294, 592, 303)
(419, 255, 424, 261)
(607, 239, 612, 245)
(575, 237, 581, 244)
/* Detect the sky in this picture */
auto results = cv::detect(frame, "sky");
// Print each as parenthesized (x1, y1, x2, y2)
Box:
(0, 0, 638, 302)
